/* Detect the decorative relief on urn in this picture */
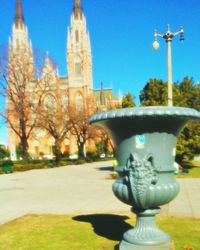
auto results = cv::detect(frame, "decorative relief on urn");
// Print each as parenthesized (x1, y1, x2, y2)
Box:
(124, 153, 158, 209)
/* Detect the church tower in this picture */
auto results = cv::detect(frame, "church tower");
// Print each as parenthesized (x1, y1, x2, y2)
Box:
(67, 0, 93, 109)
(8, 0, 34, 160)
(9, 0, 33, 68)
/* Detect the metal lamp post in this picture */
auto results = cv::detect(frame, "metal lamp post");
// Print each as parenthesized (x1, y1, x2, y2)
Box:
(152, 25, 184, 106)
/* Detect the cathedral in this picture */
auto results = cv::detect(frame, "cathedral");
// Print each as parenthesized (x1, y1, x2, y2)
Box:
(7, 0, 119, 159)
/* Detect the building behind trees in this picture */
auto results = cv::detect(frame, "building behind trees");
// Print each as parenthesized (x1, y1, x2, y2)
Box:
(6, 0, 120, 160)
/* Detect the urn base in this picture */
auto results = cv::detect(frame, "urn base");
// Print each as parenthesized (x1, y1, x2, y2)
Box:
(119, 240, 170, 250)
(120, 208, 170, 250)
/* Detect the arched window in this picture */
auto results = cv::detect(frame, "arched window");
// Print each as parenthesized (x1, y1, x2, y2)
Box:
(75, 63, 81, 76)
(62, 96, 68, 110)
(75, 56, 82, 76)
(75, 30, 79, 43)
(75, 93, 83, 112)
(16, 38, 19, 48)
(43, 94, 57, 110)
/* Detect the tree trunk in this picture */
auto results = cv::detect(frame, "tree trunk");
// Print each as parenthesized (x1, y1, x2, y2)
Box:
(21, 136, 29, 162)
(78, 142, 85, 159)
(54, 140, 62, 162)
(19, 117, 29, 162)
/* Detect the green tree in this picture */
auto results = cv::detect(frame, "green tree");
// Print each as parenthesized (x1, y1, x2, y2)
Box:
(176, 122, 200, 163)
(122, 93, 136, 108)
(0, 145, 9, 159)
(140, 79, 167, 106)
(174, 77, 200, 163)
(190, 83, 200, 111)
(140, 77, 200, 164)
(174, 77, 194, 107)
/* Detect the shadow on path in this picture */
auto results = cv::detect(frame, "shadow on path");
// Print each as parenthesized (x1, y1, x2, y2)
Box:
(97, 166, 114, 171)
(73, 214, 131, 241)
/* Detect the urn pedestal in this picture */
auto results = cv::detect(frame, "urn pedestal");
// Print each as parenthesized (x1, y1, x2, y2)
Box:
(90, 107, 200, 250)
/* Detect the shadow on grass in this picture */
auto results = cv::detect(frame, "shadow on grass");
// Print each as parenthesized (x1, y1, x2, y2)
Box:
(97, 166, 114, 171)
(73, 214, 131, 241)
(182, 162, 196, 170)
(181, 162, 197, 174)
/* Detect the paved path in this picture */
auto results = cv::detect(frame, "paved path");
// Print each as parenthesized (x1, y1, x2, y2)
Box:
(0, 161, 200, 225)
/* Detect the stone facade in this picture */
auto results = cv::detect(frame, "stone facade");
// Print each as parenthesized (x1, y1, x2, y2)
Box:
(7, 0, 119, 159)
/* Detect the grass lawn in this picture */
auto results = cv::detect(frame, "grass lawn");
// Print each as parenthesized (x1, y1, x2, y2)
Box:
(177, 161, 200, 178)
(0, 214, 199, 250)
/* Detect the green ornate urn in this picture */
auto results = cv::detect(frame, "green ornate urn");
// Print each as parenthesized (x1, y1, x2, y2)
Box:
(90, 106, 200, 250)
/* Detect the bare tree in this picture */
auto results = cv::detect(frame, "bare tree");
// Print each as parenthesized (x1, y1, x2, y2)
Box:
(68, 96, 98, 158)
(99, 129, 114, 154)
(32, 54, 71, 162)
(0, 47, 48, 160)
(37, 94, 70, 162)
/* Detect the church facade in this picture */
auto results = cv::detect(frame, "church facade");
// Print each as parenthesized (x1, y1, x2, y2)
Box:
(7, 0, 119, 159)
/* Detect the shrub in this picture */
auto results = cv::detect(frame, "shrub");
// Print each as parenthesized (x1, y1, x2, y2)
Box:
(72, 159, 86, 165)
(0, 145, 9, 159)
(85, 152, 97, 162)
(0, 160, 13, 167)
(13, 162, 47, 172)
(28, 159, 46, 164)
(62, 151, 70, 159)
(58, 160, 71, 166)
(0, 160, 14, 174)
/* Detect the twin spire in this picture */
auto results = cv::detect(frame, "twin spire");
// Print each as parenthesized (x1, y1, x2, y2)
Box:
(14, 0, 83, 26)
(15, 0, 24, 27)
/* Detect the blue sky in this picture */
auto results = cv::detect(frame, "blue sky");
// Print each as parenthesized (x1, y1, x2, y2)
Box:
(1, 0, 200, 144)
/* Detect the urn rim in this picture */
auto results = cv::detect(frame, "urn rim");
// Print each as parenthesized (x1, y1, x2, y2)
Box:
(90, 106, 200, 123)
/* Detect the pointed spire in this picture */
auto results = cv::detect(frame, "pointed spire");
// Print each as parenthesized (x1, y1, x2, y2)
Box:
(100, 82, 106, 106)
(42, 52, 56, 79)
(73, 0, 83, 19)
(15, 0, 24, 27)
(44, 51, 51, 66)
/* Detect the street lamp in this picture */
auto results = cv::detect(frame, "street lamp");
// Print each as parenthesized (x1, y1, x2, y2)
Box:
(152, 25, 184, 106)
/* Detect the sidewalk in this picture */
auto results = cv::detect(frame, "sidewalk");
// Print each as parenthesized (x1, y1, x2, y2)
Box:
(0, 161, 199, 225)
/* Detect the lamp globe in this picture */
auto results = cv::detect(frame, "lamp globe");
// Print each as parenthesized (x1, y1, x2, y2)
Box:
(152, 40, 159, 50)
